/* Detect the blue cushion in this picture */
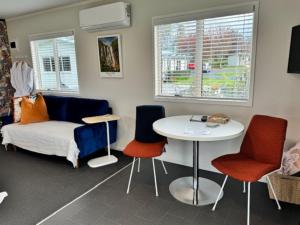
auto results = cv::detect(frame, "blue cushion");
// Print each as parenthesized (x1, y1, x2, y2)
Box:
(44, 95, 69, 121)
(1, 115, 13, 126)
(74, 120, 117, 158)
(66, 97, 109, 124)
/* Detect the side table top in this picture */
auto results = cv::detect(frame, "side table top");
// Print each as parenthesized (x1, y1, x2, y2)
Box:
(82, 114, 120, 124)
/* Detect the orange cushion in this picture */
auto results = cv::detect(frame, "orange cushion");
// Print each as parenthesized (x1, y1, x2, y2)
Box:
(20, 94, 49, 125)
(123, 140, 165, 158)
(212, 153, 279, 182)
(13, 95, 37, 123)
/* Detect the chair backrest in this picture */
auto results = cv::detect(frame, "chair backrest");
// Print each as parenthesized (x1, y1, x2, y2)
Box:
(135, 105, 166, 143)
(240, 115, 287, 167)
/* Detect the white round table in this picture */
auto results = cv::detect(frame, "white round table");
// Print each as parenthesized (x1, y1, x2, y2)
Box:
(153, 115, 244, 206)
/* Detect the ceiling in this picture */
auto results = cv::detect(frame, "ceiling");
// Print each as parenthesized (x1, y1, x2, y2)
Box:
(0, 0, 89, 19)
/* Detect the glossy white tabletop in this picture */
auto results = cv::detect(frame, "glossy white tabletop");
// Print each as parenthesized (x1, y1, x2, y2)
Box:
(153, 115, 244, 142)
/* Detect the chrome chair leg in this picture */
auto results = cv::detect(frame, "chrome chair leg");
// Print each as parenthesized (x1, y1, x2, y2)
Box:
(247, 182, 251, 225)
(126, 157, 136, 194)
(152, 158, 158, 197)
(243, 181, 246, 193)
(161, 160, 168, 174)
(212, 175, 228, 211)
(137, 158, 141, 173)
(266, 175, 282, 210)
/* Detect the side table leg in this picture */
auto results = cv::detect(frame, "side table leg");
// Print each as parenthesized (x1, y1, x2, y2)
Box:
(87, 121, 118, 168)
(105, 121, 111, 156)
(193, 141, 199, 205)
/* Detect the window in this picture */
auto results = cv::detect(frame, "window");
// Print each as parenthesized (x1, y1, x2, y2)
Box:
(42, 57, 55, 72)
(59, 56, 71, 72)
(42, 56, 71, 72)
(30, 31, 79, 92)
(154, 3, 257, 104)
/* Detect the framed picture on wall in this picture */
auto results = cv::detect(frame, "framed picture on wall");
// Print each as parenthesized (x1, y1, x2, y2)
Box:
(97, 34, 123, 78)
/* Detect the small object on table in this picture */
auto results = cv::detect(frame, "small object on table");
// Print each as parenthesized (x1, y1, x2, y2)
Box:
(206, 122, 219, 128)
(190, 115, 207, 122)
(82, 114, 120, 168)
(208, 113, 230, 124)
(201, 115, 208, 122)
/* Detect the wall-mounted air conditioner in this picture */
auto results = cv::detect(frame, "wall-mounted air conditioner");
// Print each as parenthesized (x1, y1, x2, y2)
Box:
(79, 2, 131, 32)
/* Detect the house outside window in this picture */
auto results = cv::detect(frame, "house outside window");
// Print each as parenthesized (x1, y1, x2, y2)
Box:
(153, 3, 258, 105)
(30, 31, 79, 92)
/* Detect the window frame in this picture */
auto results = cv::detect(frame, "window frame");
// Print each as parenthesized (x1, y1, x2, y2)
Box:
(29, 30, 80, 94)
(152, 2, 259, 107)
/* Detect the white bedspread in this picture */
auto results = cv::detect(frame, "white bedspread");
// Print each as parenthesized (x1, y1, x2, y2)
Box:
(1, 121, 83, 167)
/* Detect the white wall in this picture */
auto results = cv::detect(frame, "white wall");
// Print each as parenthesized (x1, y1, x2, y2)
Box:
(6, 0, 300, 171)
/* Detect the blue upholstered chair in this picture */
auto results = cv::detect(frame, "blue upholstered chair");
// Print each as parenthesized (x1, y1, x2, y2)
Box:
(124, 105, 168, 196)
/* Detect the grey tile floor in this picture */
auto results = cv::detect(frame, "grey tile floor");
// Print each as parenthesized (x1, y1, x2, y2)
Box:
(40, 159, 299, 225)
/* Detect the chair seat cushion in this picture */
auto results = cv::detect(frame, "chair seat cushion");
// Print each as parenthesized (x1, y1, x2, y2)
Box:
(123, 140, 165, 158)
(212, 153, 279, 182)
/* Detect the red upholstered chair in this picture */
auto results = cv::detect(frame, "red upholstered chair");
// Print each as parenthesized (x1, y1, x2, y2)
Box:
(211, 115, 287, 225)
(124, 105, 168, 196)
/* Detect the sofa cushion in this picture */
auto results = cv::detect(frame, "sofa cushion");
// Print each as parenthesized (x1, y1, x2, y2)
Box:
(13, 95, 37, 123)
(74, 120, 117, 158)
(66, 98, 109, 124)
(20, 94, 49, 125)
(44, 95, 69, 121)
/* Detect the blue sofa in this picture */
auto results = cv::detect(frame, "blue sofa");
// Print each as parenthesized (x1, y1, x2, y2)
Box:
(44, 95, 117, 159)
(1, 95, 117, 160)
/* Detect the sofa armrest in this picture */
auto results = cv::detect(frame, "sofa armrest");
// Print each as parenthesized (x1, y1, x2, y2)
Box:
(74, 120, 117, 158)
(1, 115, 13, 126)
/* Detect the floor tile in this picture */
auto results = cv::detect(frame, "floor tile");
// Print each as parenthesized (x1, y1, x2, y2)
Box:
(41, 217, 80, 225)
(158, 213, 189, 225)
(135, 197, 173, 223)
(166, 201, 200, 222)
(104, 205, 134, 224)
(224, 206, 261, 225)
(91, 216, 119, 225)
(70, 202, 112, 225)
(123, 215, 154, 225)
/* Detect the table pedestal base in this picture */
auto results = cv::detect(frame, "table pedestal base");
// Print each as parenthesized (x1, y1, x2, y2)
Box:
(169, 176, 223, 206)
(87, 155, 118, 168)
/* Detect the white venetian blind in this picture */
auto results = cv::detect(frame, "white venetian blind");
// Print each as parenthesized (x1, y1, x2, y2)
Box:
(30, 31, 79, 92)
(154, 6, 256, 101)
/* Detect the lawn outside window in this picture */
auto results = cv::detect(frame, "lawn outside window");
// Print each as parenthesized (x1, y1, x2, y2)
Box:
(153, 2, 258, 106)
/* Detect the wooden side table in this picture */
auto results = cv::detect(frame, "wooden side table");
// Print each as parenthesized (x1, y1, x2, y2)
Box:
(82, 114, 120, 168)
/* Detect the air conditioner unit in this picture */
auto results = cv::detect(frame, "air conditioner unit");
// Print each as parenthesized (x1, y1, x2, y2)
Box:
(79, 2, 131, 32)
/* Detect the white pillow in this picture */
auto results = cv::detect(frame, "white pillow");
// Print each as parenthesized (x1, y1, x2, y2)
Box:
(281, 142, 300, 176)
